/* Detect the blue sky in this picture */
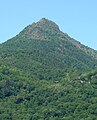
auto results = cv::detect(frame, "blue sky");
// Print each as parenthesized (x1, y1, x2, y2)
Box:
(0, 0, 97, 49)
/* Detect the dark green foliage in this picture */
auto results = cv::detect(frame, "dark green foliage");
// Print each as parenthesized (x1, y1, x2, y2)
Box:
(0, 65, 97, 119)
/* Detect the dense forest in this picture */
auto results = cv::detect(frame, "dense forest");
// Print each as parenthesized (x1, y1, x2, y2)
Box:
(0, 18, 97, 120)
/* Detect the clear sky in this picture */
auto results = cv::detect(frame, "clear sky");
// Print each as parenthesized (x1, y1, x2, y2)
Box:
(0, 0, 97, 49)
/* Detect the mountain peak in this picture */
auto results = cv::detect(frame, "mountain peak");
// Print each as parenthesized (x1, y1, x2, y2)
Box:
(18, 18, 60, 40)
(39, 18, 49, 22)
(37, 18, 60, 32)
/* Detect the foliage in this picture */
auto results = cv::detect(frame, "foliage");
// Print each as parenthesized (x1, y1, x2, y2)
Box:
(0, 64, 97, 119)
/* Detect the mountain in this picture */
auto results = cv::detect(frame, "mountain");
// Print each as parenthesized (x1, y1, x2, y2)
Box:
(1, 18, 97, 119)
(0, 18, 97, 80)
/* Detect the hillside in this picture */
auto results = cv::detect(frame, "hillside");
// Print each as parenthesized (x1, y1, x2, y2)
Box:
(1, 64, 97, 119)
(0, 18, 97, 80)
(0, 18, 97, 119)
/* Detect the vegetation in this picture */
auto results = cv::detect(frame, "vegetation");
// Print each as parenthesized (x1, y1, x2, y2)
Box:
(1, 65, 97, 119)
(0, 18, 97, 119)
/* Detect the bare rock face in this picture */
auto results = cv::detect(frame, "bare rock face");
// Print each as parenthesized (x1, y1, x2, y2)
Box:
(38, 18, 60, 32)
(18, 18, 60, 40)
